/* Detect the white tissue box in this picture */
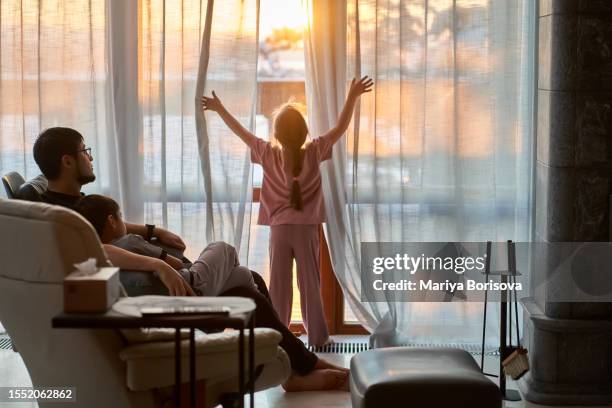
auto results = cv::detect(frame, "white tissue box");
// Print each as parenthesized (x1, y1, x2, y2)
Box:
(64, 267, 120, 313)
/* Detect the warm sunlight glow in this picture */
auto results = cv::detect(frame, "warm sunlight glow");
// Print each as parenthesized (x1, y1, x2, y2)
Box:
(259, 0, 307, 39)
(258, 0, 306, 79)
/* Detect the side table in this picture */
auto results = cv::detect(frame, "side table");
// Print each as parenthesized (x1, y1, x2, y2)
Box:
(52, 297, 256, 408)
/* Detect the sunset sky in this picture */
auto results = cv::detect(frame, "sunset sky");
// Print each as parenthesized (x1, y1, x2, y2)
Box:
(259, 0, 306, 39)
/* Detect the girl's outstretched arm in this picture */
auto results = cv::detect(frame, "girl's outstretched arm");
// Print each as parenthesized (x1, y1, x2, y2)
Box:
(319, 76, 374, 144)
(201, 91, 257, 145)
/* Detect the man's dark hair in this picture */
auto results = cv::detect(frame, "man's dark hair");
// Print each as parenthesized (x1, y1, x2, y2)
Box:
(74, 194, 120, 237)
(33, 127, 84, 180)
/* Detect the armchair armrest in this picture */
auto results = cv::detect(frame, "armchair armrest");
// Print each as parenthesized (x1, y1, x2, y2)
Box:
(118, 328, 284, 391)
(120, 327, 192, 344)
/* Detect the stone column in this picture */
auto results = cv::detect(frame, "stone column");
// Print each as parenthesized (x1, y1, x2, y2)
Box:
(520, 0, 612, 405)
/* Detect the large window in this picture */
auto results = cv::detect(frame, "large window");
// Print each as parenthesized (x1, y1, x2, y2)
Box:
(0, 0, 366, 334)
(0, 0, 108, 188)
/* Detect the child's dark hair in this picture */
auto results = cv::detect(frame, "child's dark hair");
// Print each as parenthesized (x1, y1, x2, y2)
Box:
(74, 194, 120, 236)
(33, 127, 84, 180)
(273, 103, 308, 211)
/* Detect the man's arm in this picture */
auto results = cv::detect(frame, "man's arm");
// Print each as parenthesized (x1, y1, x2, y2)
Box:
(124, 222, 148, 238)
(113, 234, 185, 271)
(103, 245, 195, 296)
(164, 253, 185, 271)
(124, 222, 186, 251)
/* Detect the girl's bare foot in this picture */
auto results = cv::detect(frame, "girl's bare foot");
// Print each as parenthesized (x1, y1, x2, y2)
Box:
(282, 369, 349, 392)
(315, 357, 350, 373)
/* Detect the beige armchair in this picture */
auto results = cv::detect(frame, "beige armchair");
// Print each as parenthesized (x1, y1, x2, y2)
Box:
(0, 199, 290, 407)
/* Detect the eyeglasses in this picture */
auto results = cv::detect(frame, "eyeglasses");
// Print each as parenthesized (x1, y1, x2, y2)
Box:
(77, 147, 92, 158)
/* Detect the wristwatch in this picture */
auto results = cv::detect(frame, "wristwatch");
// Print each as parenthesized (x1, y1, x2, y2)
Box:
(159, 249, 168, 261)
(145, 224, 156, 242)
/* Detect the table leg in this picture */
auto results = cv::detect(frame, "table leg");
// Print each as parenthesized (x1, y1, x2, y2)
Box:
(239, 327, 245, 408)
(190, 328, 196, 408)
(175, 328, 181, 408)
(249, 313, 255, 408)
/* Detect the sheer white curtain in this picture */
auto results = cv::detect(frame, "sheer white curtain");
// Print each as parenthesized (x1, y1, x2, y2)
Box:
(305, 0, 535, 346)
(0, 0, 131, 206)
(0, 0, 143, 222)
(107, 0, 143, 222)
(0, 0, 258, 262)
(195, 0, 259, 260)
(139, 0, 258, 261)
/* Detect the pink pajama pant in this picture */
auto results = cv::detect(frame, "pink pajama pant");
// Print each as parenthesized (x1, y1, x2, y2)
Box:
(268, 224, 329, 347)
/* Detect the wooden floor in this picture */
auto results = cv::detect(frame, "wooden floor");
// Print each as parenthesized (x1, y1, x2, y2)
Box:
(0, 334, 608, 408)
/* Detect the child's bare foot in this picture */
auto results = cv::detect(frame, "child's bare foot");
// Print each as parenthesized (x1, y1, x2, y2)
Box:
(282, 369, 348, 392)
(314, 357, 350, 373)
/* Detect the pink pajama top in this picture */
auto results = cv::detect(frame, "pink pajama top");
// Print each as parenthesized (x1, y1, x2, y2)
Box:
(248, 134, 334, 226)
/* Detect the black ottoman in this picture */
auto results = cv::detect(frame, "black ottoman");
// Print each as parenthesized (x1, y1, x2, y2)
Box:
(350, 348, 501, 408)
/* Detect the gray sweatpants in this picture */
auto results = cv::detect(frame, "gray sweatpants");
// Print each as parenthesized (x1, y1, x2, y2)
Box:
(180, 241, 255, 296)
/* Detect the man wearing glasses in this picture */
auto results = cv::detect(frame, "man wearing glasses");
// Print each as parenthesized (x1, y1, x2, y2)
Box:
(31, 127, 193, 295)
(32, 127, 184, 248)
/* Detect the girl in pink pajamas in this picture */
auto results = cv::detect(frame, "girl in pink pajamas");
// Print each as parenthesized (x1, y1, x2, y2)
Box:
(202, 76, 373, 346)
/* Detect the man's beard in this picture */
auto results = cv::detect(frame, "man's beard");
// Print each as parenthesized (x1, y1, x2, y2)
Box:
(77, 167, 96, 185)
